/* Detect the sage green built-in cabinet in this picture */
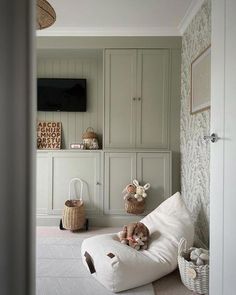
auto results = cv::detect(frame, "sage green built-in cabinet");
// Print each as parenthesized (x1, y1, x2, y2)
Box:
(36, 37, 181, 226)
(36, 151, 102, 219)
(52, 152, 101, 216)
(104, 152, 171, 215)
(104, 49, 169, 149)
(36, 154, 51, 214)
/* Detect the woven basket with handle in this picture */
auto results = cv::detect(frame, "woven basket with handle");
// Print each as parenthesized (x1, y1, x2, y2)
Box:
(62, 178, 86, 231)
(178, 238, 209, 295)
(125, 197, 145, 215)
(82, 127, 97, 140)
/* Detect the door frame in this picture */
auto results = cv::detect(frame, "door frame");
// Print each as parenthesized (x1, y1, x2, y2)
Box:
(0, 0, 36, 294)
(210, 0, 225, 294)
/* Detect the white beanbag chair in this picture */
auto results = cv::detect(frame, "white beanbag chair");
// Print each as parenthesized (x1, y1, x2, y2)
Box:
(81, 192, 194, 292)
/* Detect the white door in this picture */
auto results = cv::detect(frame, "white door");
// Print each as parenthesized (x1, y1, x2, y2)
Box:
(210, 1, 236, 294)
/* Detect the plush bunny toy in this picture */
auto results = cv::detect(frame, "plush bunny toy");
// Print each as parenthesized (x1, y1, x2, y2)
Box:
(118, 222, 149, 250)
(133, 179, 150, 202)
(122, 183, 136, 201)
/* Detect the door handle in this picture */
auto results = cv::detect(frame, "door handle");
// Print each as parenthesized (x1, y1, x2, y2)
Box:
(203, 133, 220, 143)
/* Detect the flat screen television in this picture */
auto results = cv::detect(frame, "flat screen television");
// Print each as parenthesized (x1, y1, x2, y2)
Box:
(37, 78, 87, 112)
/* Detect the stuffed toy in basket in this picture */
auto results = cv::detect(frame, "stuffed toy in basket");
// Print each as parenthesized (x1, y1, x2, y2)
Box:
(60, 178, 88, 231)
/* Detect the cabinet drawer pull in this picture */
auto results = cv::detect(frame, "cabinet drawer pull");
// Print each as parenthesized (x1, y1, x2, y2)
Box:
(132, 97, 136, 101)
(96, 182, 101, 185)
(138, 97, 141, 101)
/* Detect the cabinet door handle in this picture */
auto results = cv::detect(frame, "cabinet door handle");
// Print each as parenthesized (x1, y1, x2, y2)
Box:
(132, 97, 136, 101)
(138, 97, 141, 101)
(96, 182, 101, 185)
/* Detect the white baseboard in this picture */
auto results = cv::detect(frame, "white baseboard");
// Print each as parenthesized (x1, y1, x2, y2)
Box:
(37, 214, 142, 227)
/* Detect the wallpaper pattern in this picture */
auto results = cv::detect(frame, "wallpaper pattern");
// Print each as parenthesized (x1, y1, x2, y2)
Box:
(180, 0, 211, 248)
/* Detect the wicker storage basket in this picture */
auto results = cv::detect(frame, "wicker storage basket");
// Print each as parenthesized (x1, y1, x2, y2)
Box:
(62, 178, 85, 231)
(125, 197, 145, 214)
(178, 238, 209, 295)
(37, 0, 56, 30)
(82, 127, 98, 149)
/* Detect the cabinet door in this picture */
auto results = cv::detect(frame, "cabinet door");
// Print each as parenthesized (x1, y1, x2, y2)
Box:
(36, 154, 51, 214)
(136, 49, 169, 148)
(52, 152, 101, 215)
(104, 49, 137, 148)
(137, 152, 171, 212)
(104, 153, 136, 214)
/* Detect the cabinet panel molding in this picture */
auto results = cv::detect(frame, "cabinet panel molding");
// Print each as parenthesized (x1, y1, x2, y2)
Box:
(104, 49, 170, 149)
(136, 49, 169, 148)
(36, 151, 101, 217)
(36, 153, 52, 214)
(104, 152, 136, 214)
(52, 152, 101, 215)
(104, 50, 137, 148)
(137, 152, 171, 213)
(104, 151, 171, 216)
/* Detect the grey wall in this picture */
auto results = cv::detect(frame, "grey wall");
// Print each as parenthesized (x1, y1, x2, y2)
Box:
(37, 49, 103, 149)
(180, 0, 211, 247)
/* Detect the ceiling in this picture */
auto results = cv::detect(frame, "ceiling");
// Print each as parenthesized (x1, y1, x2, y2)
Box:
(37, 0, 204, 37)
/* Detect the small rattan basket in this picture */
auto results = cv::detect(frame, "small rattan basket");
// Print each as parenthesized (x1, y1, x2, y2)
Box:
(178, 238, 209, 295)
(62, 178, 86, 231)
(82, 127, 99, 149)
(82, 127, 97, 140)
(125, 197, 145, 214)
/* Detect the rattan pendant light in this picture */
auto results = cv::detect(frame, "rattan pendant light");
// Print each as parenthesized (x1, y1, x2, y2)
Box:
(37, 0, 56, 30)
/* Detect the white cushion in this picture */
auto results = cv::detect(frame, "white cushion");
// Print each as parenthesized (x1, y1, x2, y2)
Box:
(81, 192, 194, 292)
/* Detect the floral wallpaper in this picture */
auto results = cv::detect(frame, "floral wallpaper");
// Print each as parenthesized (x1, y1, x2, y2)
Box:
(180, 0, 211, 248)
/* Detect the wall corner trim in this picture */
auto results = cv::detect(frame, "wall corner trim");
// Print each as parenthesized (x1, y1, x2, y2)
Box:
(178, 0, 205, 35)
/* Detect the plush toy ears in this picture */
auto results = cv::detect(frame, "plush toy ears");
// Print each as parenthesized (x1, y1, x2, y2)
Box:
(133, 179, 139, 187)
(122, 184, 129, 193)
(143, 183, 150, 190)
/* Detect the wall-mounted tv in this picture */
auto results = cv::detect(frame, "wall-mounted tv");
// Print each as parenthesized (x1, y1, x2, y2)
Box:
(37, 78, 87, 112)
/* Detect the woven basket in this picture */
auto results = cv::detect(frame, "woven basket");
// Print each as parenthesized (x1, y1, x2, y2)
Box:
(37, 0, 56, 30)
(82, 127, 97, 140)
(178, 238, 209, 295)
(62, 178, 86, 231)
(82, 127, 98, 149)
(125, 197, 145, 214)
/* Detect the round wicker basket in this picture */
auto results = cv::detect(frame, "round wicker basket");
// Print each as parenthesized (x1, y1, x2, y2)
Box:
(125, 197, 145, 215)
(62, 200, 85, 231)
(178, 238, 209, 295)
(37, 0, 56, 30)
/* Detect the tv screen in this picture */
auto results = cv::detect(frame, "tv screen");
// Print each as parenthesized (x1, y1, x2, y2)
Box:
(37, 78, 87, 112)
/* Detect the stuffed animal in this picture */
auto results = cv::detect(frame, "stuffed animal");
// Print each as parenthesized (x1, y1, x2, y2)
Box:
(190, 248, 209, 266)
(118, 222, 149, 251)
(122, 183, 136, 201)
(119, 225, 128, 244)
(133, 180, 150, 202)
